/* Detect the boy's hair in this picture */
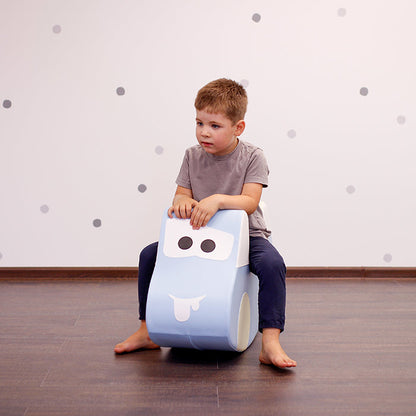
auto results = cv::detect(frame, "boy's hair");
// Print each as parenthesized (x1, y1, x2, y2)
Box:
(194, 78, 248, 124)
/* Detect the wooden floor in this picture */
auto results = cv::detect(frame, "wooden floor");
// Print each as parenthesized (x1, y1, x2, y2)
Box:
(0, 277, 415, 416)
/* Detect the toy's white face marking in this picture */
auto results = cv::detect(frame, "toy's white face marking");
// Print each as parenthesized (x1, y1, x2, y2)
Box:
(168, 294, 206, 322)
(163, 218, 234, 261)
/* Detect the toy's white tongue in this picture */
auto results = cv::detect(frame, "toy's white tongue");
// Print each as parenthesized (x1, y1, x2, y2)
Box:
(169, 294, 206, 322)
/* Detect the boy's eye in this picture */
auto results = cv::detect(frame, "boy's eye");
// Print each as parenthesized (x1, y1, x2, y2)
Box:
(212, 124, 220, 129)
(196, 121, 203, 127)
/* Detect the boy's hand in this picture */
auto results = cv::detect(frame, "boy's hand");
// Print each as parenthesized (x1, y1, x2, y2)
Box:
(168, 186, 197, 219)
(168, 197, 197, 219)
(190, 195, 221, 229)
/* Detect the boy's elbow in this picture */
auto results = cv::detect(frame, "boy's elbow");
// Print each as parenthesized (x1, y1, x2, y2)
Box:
(245, 199, 259, 215)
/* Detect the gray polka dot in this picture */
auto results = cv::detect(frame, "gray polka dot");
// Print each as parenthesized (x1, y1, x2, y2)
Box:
(360, 87, 369, 96)
(383, 253, 392, 263)
(116, 87, 125, 96)
(93, 219, 102, 228)
(252, 13, 261, 23)
(40, 204, 49, 214)
(138, 184, 147, 193)
(52, 25, 62, 34)
(3, 100, 12, 109)
(155, 146, 164, 155)
(287, 129, 297, 139)
(240, 79, 249, 88)
(337, 8, 347, 17)
(397, 115, 406, 125)
(346, 185, 356, 194)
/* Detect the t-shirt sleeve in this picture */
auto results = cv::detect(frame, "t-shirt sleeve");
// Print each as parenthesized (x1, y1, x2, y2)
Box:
(244, 148, 269, 187)
(175, 150, 192, 189)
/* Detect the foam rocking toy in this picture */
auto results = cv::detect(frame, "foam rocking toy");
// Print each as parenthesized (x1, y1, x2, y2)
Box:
(146, 208, 259, 351)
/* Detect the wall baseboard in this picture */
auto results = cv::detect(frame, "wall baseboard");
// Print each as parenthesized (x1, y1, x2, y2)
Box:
(0, 267, 415, 280)
(0, 267, 138, 280)
(286, 267, 416, 278)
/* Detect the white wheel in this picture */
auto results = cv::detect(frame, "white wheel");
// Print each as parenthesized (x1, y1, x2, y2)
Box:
(236, 292, 250, 351)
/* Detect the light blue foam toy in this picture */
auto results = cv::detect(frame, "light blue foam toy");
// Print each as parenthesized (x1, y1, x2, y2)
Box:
(146, 209, 259, 351)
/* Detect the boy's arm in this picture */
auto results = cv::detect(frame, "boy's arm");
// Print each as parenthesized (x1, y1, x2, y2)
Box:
(190, 182, 263, 229)
(168, 185, 198, 219)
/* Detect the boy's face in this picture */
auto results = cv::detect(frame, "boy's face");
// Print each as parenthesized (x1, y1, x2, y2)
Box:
(195, 109, 245, 156)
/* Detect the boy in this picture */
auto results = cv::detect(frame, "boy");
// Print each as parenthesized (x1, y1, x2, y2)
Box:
(115, 79, 296, 369)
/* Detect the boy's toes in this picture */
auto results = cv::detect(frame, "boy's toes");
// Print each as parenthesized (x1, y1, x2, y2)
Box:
(114, 342, 128, 354)
(286, 359, 297, 368)
(114, 341, 138, 354)
(281, 357, 297, 368)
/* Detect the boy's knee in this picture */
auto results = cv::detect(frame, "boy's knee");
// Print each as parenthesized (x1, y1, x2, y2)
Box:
(255, 250, 286, 277)
(139, 242, 158, 263)
(269, 254, 286, 275)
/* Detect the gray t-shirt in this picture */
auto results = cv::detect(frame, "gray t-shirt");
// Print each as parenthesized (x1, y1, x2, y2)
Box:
(175, 140, 271, 239)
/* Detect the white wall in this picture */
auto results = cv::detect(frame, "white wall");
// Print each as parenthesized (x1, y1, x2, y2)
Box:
(1, 0, 414, 267)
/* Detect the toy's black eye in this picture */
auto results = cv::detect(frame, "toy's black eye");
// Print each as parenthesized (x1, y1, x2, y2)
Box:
(178, 236, 193, 250)
(201, 239, 216, 253)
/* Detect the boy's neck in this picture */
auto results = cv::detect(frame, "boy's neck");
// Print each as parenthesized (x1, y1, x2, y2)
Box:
(210, 138, 239, 157)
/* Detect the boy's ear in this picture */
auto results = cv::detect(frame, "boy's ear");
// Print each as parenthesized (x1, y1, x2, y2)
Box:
(234, 120, 246, 136)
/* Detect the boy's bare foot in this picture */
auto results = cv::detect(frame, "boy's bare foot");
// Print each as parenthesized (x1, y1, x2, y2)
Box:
(259, 328, 297, 369)
(114, 321, 160, 354)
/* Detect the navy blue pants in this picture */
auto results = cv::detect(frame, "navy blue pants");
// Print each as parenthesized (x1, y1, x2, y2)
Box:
(138, 237, 286, 331)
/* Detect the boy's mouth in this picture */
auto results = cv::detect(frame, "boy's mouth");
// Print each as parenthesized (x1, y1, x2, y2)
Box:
(201, 141, 213, 147)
